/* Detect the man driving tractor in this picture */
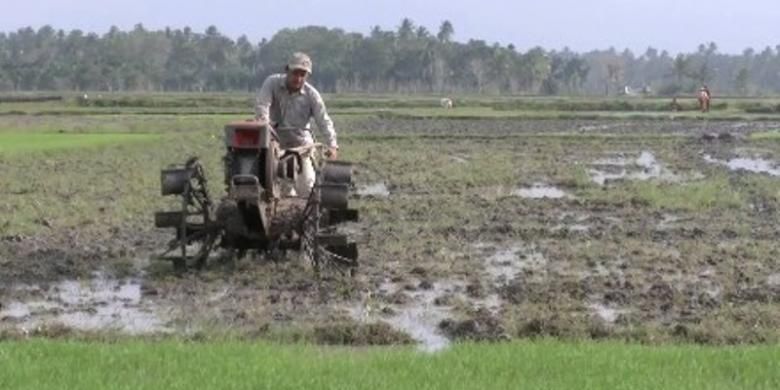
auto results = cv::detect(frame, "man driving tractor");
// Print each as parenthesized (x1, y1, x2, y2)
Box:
(254, 52, 339, 197)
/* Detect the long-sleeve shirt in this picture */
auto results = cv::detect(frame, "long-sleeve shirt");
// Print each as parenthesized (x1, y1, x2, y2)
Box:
(254, 74, 337, 149)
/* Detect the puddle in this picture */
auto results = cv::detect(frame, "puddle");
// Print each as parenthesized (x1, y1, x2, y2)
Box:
(480, 243, 548, 284)
(485, 246, 523, 283)
(588, 302, 627, 323)
(0, 301, 34, 319)
(0, 274, 166, 334)
(357, 182, 390, 197)
(725, 158, 780, 175)
(512, 184, 569, 199)
(386, 293, 451, 352)
(554, 213, 590, 232)
(703, 155, 780, 176)
(768, 273, 780, 287)
(661, 268, 723, 300)
(589, 168, 628, 186)
(657, 214, 692, 230)
(473, 243, 549, 316)
(348, 280, 458, 352)
(590, 151, 680, 185)
(351, 243, 550, 352)
(552, 224, 590, 233)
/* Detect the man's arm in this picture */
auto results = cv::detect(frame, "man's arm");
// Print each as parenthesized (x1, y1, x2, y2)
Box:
(310, 88, 337, 149)
(255, 76, 275, 121)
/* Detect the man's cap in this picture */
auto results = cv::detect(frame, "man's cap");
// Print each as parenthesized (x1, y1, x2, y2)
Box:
(288, 52, 313, 74)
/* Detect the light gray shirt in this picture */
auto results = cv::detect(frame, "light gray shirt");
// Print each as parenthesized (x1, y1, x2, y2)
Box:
(254, 74, 337, 149)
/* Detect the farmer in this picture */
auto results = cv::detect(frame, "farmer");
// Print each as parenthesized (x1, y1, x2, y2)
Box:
(698, 85, 712, 112)
(254, 52, 339, 197)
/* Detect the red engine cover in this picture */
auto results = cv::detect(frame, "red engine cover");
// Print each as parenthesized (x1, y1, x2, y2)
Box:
(225, 120, 269, 149)
(233, 128, 260, 148)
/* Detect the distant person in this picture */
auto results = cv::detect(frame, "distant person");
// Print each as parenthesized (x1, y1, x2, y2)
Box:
(254, 52, 339, 196)
(698, 86, 711, 113)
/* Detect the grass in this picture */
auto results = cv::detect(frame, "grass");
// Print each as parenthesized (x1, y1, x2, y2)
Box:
(0, 132, 160, 154)
(630, 176, 744, 211)
(0, 339, 778, 390)
(749, 130, 780, 140)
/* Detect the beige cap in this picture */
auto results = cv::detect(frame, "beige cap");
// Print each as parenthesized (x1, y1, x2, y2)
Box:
(288, 52, 313, 74)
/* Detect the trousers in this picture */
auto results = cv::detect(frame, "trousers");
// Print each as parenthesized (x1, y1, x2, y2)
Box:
(295, 155, 316, 198)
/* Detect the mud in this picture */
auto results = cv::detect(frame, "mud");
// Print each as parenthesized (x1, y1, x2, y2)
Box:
(588, 302, 629, 324)
(589, 150, 682, 185)
(3, 117, 780, 347)
(356, 182, 390, 198)
(1, 272, 165, 334)
(704, 154, 780, 176)
(347, 279, 459, 352)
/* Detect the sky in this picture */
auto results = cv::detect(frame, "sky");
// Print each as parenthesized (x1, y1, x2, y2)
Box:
(0, 0, 778, 54)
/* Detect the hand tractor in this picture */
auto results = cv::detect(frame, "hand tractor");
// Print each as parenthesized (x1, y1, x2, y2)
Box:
(154, 120, 359, 274)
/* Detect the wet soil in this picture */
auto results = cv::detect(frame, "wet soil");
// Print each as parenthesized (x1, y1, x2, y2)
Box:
(3, 118, 780, 349)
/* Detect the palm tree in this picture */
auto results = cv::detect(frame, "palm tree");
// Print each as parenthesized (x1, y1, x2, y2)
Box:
(437, 21, 454, 43)
(398, 18, 415, 41)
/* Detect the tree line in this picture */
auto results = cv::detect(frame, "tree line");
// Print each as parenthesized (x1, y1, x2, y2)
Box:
(1, 19, 779, 96)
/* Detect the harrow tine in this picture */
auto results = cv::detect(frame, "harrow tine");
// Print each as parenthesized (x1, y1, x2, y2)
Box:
(159, 226, 218, 257)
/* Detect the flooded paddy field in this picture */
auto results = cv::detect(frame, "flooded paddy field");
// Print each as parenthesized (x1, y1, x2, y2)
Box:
(2, 115, 780, 350)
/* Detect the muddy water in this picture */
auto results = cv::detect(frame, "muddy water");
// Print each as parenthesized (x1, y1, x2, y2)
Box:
(0, 274, 166, 333)
(480, 184, 570, 201)
(472, 243, 550, 318)
(588, 302, 627, 323)
(704, 155, 780, 176)
(346, 241, 545, 352)
(589, 151, 680, 185)
(552, 224, 590, 233)
(357, 182, 390, 197)
(482, 244, 547, 283)
(348, 280, 456, 352)
(553, 213, 591, 233)
(380, 285, 452, 352)
(480, 246, 522, 316)
(483, 246, 523, 283)
(512, 184, 569, 199)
